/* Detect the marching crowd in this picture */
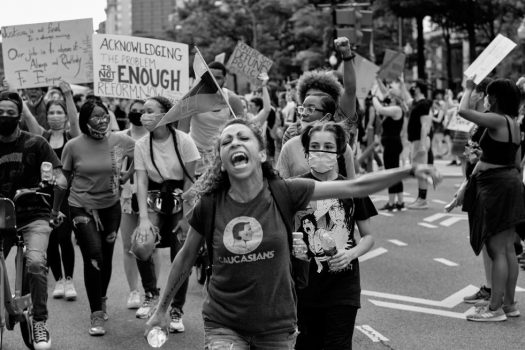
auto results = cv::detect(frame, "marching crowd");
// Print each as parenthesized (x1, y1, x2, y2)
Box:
(0, 35, 524, 350)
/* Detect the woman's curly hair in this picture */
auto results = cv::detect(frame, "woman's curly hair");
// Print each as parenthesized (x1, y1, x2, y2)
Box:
(296, 70, 343, 104)
(192, 118, 279, 198)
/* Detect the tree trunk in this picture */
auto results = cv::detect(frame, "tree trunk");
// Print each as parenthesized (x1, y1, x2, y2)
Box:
(443, 25, 453, 89)
(416, 15, 426, 79)
(466, 0, 477, 63)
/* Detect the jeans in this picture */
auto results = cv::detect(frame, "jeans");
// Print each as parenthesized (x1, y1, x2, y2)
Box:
(47, 215, 75, 281)
(136, 211, 188, 311)
(204, 326, 297, 350)
(3, 219, 52, 322)
(70, 202, 121, 313)
(295, 305, 358, 350)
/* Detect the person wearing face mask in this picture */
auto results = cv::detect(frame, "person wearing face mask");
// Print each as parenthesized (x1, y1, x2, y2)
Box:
(276, 93, 355, 179)
(0, 91, 69, 350)
(116, 100, 149, 310)
(133, 96, 200, 333)
(58, 99, 135, 335)
(294, 121, 376, 350)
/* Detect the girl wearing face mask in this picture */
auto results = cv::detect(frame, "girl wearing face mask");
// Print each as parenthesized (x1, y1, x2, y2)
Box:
(294, 121, 377, 350)
(133, 96, 200, 332)
(59, 99, 135, 336)
(117, 100, 149, 310)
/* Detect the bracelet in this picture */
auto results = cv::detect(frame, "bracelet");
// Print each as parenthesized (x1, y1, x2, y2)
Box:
(342, 53, 356, 61)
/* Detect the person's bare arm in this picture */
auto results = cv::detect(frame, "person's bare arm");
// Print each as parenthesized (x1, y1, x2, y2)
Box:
(335, 37, 356, 120)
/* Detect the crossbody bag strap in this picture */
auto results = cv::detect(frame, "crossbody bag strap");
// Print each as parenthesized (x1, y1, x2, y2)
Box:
(168, 126, 194, 184)
(149, 132, 166, 183)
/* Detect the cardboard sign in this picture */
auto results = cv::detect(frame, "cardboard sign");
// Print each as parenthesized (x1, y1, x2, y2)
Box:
(226, 42, 273, 86)
(446, 111, 474, 132)
(92, 34, 189, 101)
(214, 52, 226, 64)
(464, 34, 516, 84)
(378, 49, 406, 82)
(355, 54, 380, 99)
(1, 18, 93, 89)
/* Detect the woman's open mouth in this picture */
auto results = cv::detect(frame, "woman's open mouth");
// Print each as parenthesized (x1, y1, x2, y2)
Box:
(230, 151, 249, 168)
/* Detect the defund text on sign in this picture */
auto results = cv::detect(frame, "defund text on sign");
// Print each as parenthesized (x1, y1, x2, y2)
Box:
(227, 42, 273, 85)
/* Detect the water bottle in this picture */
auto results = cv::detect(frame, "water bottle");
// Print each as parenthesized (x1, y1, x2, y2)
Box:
(319, 231, 337, 256)
(147, 327, 167, 348)
(40, 162, 53, 183)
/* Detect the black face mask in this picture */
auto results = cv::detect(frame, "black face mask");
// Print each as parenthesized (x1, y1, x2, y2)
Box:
(128, 111, 143, 126)
(0, 116, 20, 136)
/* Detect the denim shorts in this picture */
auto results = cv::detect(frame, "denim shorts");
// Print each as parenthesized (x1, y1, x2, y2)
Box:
(204, 326, 297, 350)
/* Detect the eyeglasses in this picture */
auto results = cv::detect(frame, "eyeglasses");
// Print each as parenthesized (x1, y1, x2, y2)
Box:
(89, 114, 110, 124)
(297, 105, 324, 115)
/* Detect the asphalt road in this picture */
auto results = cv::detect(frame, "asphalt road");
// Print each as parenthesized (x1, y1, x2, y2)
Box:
(2, 166, 525, 349)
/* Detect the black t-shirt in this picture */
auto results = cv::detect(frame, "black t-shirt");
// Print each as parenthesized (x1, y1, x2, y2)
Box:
(295, 173, 377, 308)
(408, 99, 432, 142)
(0, 131, 61, 226)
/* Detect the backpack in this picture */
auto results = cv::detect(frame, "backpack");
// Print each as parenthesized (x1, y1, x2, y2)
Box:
(198, 178, 310, 289)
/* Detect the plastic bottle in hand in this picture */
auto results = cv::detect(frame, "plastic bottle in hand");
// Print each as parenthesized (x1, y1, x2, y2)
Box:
(147, 327, 167, 348)
(320, 231, 337, 256)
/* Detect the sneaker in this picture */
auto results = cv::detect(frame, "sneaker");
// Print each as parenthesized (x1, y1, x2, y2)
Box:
(463, 285, 491, 304)
(407, 198, 428, 210)
(169, 307, 185, 333)
(466, 305, 507, 322)
(52, 279, 65, 299)
(33, 321, 51, 350)
(379, 203, 396, 212)
(396, 202, 406, 211)
(64, 277, 77, 301)
(89, 311, 106, 336)
(101, 296, 109, 321)
(503, 302, 520, 317)
(127, 290, 141, 309)
(136, 292, 159, 319)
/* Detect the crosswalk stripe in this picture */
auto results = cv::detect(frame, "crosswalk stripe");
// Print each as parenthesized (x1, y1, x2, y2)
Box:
(434, 258, 459, 267)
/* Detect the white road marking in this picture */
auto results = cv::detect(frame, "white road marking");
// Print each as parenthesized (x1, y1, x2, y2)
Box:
(434, 258, 459, 267)
(516, 286, 525, 292)
(378, 212, 394, 217)
(388, 239, 407, 246)
(362, 285, 479, 308)
(359, 247, 388, 262)
(432, 199, 448, 204)
(418, 222, 438, 229)
(355, 325, 389, 342)
(440, 217, 468, 227)
(369, 299, 474, 319)
(424, 213, 467, 223)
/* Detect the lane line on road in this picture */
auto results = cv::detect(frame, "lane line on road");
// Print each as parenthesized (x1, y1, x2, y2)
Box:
(378, 212, 394, 217)
(432, 199, 448, 204)
(516, 286, 525, 292)
(418, 222, 437, 229)
(434, 258, 459, 267)
(359, 247, 388, 262)
(440, 217, 468, 227)
(388, 239, 407, 246)
(355, 325, 389, 342)
(424, 213, 466, 223)
(369, 299, 471, 319)
(363, 285, 480, 308)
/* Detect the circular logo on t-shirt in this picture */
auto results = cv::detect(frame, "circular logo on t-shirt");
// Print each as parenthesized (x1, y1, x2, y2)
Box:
(223, 216, 263, 254)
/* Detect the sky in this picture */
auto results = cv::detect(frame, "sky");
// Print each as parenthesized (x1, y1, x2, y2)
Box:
(0, 0, 107, 39)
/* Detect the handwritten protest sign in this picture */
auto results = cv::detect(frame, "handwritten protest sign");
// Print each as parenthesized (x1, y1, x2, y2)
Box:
(92, 34, 189, 101)
(446, 110, 474, 132)
(378, 49, 406, 82)
(338, 54, 379, 99)
(1, 18, 93, 89)
(464, 34, 516, 84)
(226, 42, 273, 86)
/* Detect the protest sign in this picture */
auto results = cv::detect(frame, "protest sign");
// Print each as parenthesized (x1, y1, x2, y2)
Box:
(464, 34, 516, 84)
(1, 18, 93, 89)
(446, 110, 474, 132)
(378, 49, 406, 82)
(226, 42, 273, 86)
(92, 34, 189, 101)
(355, 54, 380, 99)
(214, 52, 226, 64)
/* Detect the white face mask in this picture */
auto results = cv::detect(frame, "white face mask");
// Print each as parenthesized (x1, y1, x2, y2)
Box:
(308, 151, 338, 174)
(140, 113, 164, 132)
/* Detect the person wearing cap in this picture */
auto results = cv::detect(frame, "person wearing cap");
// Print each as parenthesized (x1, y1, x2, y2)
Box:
(0, 91, 68, 350)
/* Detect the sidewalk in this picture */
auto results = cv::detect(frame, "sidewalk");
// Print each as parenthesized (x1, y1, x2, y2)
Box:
(433, 159, 463, 178)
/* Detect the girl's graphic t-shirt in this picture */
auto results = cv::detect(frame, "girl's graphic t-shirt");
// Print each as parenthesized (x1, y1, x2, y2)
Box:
(295, 173, 377, 308)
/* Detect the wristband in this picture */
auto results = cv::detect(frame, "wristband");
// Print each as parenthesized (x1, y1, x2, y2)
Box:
(342, 53, 356, 61)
